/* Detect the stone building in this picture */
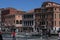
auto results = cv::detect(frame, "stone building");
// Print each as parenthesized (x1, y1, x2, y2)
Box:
(22, 12, 35, 32)
(3, 13, 24, 32)
(1, 7, 25, 32)
(1, 7, 18, 23)
(34, 1, 60, 31)
(1, 1, 60, 32)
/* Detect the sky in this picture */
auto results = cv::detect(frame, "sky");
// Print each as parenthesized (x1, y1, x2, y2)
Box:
(0, 0, 60, 11)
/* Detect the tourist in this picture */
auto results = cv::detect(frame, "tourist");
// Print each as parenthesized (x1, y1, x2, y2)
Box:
(58, 31, 60, 40)
(12, 32, 16, 40)
(0, 31, 3, 40)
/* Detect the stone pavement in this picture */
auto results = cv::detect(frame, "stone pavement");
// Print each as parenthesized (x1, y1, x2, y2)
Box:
(3, 36, 58, 40)
(2, 34, 59, 40)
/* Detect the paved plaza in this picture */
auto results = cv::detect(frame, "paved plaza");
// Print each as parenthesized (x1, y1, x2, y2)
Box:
(3, 36, 58, 40)
(2, 33, 59, 40)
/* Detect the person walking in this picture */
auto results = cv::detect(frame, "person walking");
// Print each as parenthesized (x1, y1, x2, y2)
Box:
(58, 31, 60, 40)
(12, 32, 16, 40)
(0, 31, 3, 40)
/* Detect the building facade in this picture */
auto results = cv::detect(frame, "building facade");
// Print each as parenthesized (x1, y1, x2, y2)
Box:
(0, 9, 2, 31)
(22, 13, 35, 32)
(2, 13, 24, 32)
(1, 7, 18, 23)
(34, 1, 60, 31)
(1, 1, 60, 32)
(1, 8, 25, 32)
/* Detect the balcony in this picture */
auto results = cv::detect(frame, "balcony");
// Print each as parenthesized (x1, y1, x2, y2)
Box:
(23, 25, 34, 28)
(23, 18, 34, 20)
(23, 14, 34, 19)
(47, 10, 53, 12)
(15, 24, 22, 27)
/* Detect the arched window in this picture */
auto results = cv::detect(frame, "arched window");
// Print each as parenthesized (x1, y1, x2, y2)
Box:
(16, 20, 19, 24)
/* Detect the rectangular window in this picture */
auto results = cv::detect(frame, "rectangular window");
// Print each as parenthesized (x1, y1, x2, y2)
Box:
(14, 20, 15, 23)
(55, 8, 56, 10)
(59, 21, 60, 26)
(23, 14, 33, 19)
(55, 21, 56, 26)
(31, 21, 33, 26)
(59, 14, 60, 19)
(59, 8, 60, 11)
(40, 22, 41, 25)
(20, 20, 22, 24)
(42, 21, 45, 25)
(27, 21, 33, 26)
(24, 21, 26, 26)
(24, 21, 27, 26)
(55, 14, 56, 19)
(47, 21, 48, 25)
